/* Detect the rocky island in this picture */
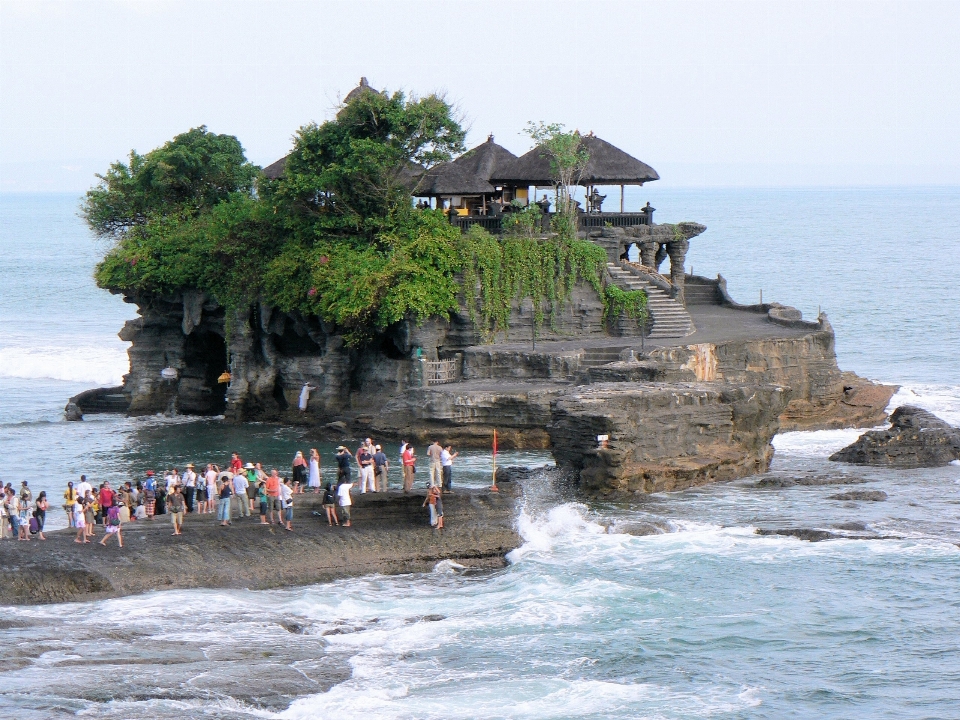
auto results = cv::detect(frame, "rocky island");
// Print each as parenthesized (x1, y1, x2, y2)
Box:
(70, 78, 896, 500)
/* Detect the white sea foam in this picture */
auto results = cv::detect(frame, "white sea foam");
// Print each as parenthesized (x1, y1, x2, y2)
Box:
(0, 342, 128, 385)
(888, 383, 960, 425)
(772, 427, 868, 457)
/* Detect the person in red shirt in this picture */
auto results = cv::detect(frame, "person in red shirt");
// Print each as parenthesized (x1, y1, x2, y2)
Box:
(99, 482, 115, 510)
(229, 453, 243, 474)
(265, 469, 282, 524)
(402, 446, 416, 493)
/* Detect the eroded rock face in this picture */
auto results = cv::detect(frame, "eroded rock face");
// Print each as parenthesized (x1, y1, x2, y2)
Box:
(829, 405, 960, 468)
(549, 382, 790, 494)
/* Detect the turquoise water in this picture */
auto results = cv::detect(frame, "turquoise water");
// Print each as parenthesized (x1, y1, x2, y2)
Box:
(1, 191, 959, 718)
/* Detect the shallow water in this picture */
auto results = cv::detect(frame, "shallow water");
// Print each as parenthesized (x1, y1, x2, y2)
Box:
(1, 190, 959, 718)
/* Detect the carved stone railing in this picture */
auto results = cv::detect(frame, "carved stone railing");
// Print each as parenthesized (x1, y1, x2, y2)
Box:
(579, 212, 651, 229)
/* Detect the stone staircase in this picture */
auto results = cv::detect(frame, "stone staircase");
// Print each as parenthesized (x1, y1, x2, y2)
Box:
(605, 263, 696, 338)
(580, 346, 631, 368)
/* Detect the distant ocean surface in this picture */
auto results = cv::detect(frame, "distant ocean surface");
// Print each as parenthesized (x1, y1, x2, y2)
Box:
(1, 188, 959, 718)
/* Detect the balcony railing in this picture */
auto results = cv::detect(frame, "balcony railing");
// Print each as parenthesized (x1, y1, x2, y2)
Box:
(450, 208, 654, 234)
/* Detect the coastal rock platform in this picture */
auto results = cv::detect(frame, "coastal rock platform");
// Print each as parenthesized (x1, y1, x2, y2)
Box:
(0, 489, 519, 606)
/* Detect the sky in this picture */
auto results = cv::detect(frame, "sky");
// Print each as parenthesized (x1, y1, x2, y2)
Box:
(1, 0, 959, 192)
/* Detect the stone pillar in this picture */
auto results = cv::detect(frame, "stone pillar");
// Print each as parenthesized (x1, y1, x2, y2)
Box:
(637, 240, 657, 268)
(666, 238, 689, 304)
(654, 243, 668, 272)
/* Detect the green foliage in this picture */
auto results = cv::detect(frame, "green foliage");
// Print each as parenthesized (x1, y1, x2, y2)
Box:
(268, 89, 465, 238)
(602, 284, 649, 326)
(82, 126, 258, 239)
(456, 225, 607, 341)
(262, 210, 463, 345)
(524, 121, 589, 231)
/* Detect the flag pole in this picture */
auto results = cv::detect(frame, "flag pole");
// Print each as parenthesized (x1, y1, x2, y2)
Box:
(490, 428, 499, 492)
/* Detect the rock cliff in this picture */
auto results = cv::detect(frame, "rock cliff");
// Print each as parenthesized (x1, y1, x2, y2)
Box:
(88, 233, 897, 497)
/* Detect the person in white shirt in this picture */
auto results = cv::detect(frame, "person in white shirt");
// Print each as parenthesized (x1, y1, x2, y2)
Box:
(204, 465, 219, 514)
(280, 478, 294, 531)
(440, 445, 458, 492)
(75, 475, 92, 500)
(232, 472, 250, 517)
(182, 463, 197, 513)
(337, 480, 354, 527)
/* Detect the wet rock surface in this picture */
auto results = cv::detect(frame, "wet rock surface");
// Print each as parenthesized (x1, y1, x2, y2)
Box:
(827, 490, 889, 502)
(830, 405, 960, 468)
(0, 489, 519, 606)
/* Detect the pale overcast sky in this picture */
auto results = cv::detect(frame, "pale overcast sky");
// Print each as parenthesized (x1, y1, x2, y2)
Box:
(1, 0, 958, 191)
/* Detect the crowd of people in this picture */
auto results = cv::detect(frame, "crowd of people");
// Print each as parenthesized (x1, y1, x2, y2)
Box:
(2, 439, 460, 543)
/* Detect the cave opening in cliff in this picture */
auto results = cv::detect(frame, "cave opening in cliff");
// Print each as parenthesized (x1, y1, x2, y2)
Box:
(183, 330, 228, 414)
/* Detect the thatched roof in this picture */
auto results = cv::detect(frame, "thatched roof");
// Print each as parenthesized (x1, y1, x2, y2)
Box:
(411, 162, 495, 196)
(492, 134, 659, 186)
(262, 155, 288, 180)
(452, 135, 518, 181)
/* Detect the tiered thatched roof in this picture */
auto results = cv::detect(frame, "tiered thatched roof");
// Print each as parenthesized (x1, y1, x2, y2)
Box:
(410, 162, 495, 196)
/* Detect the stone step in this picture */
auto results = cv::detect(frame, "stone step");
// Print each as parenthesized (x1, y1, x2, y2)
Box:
(605, 263, 696, 338)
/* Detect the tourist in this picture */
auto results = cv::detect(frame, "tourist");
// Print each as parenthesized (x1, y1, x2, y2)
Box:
(357, 443, 375, 493)
(195, 473, 207, 514)
(373, 444, 389, 491)
(75, 475, 92, 502)
(168, 485, 185, 535)
(32, 491, 48, 540)
(243, 463, 257, 517)
(399, 440, 408, 466)
(99, 504, 123, 547)
(73, 497, 87, 543)
(308, 448, 322, 493)
(204, 464, 219, 514)
(426, 440, 444, 488)
(63, 481, 77, 527)
(217, 475, 232, 526)
(402, 444, 416, 492)
(99, 481, 115, 513)
(265, 468, 282, 524)
(292, 451, 308, 491)
(183, 463, 197, 512)
(229, 452, 243, 475)
(82, 491, 96, 537)
(232, 469, 250, 518)
(0, 496, 7, 539)
(143, 471, 157, 520)
(322, 481, 339, 526)
(257, 481, 269, 524)
(116, 485, 131, 524)
(335, 446, 352, 484)
(4, 488, 22, 540)
(281, 478, 294, 531)
(337, 476, 354, 527)
(441, 444, 458, 492)
(18, 482, 32, 540)
(423, 484, 443, 528)
(165, 468, 181, 494)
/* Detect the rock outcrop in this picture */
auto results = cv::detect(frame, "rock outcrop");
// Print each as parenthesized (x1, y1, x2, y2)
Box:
(829, 405, 960, 468)
(549, 382, 789, 494)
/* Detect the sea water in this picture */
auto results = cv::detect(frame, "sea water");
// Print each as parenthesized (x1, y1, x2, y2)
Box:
(1, 189, 959, 718)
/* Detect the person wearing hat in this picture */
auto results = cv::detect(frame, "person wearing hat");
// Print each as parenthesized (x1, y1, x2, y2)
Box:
(335, 446, 353, 485)
(373, 445, 389, 492)
(182, 463, 197, 513)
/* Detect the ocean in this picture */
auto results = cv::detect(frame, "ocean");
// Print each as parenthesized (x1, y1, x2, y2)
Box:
(1, 188, 959, 718)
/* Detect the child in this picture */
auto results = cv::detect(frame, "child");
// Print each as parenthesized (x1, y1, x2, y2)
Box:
(99, 505, 123, 547)
(74, 500, 88, 543)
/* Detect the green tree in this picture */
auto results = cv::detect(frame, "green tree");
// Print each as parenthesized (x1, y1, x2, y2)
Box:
(82, 126, 258, 238)
(271, 89, 465, 239)
(524, 122, 589, 239)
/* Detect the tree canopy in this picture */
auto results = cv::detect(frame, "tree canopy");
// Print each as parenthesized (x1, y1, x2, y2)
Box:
(82, 126, 259, 238)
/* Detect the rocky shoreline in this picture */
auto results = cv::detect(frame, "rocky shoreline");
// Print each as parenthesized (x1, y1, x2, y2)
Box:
(0, 488, 520, 606)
